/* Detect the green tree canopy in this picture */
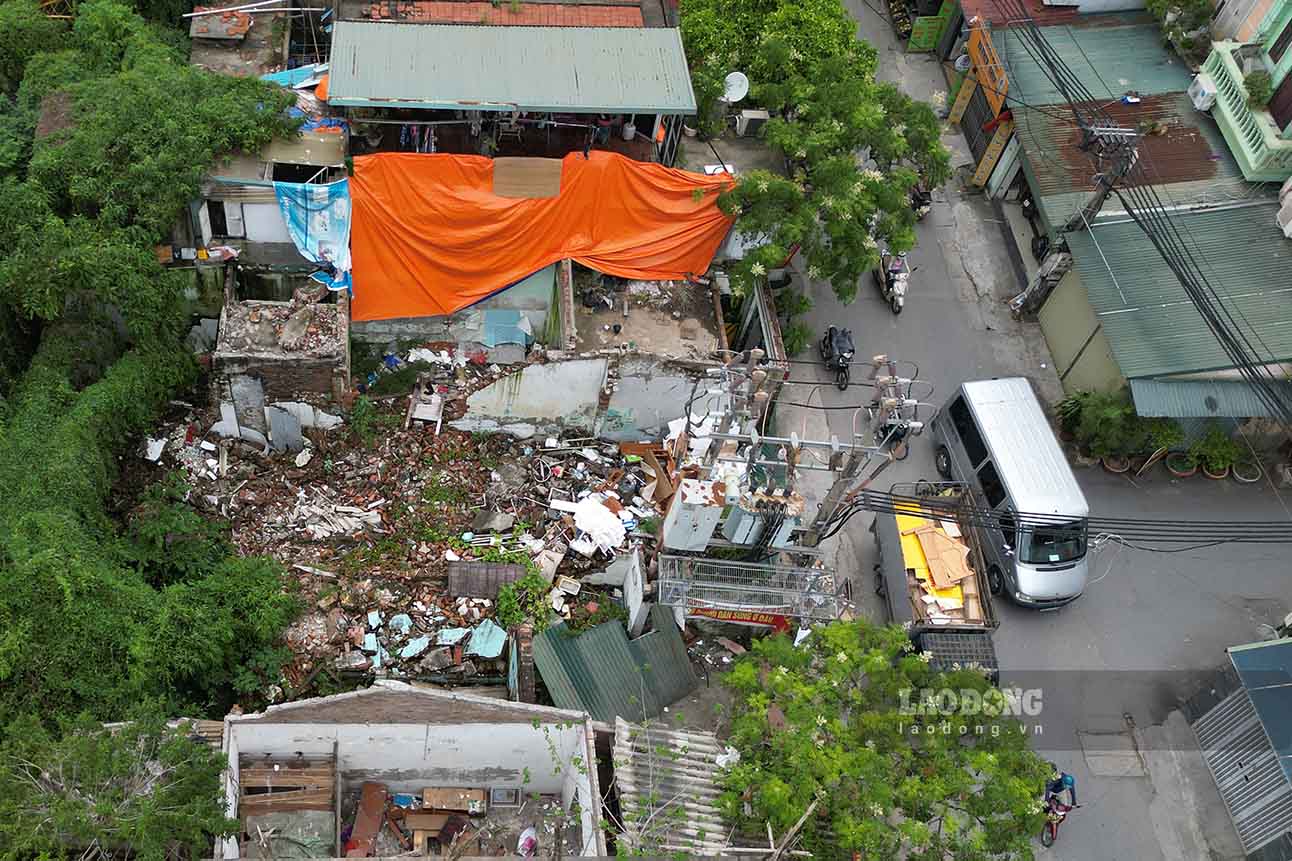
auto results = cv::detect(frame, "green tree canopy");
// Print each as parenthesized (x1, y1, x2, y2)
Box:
(681, 0, 951, 301)
(0, 711, 236, 857)
(721, 620, 1051, 858)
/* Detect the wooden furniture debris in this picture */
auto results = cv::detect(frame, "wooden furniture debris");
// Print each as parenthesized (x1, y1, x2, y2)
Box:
(238, 757, 335, 814)
(422, 787, 487, 814)
(344, 781, 389, 857)
(404, 373, 444, 434)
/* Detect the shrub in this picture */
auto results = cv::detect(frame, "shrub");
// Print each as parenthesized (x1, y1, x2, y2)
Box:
(781, 321, 812, 356)
(1245, 70, 1273, 108)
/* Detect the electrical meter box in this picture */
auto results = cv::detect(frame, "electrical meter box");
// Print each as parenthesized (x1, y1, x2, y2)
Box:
(662, 479, 724, 551)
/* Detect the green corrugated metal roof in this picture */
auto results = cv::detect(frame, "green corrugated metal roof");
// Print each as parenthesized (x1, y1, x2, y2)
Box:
(1001, 22, 1191, 107)
(532, 606, 696, 723)
(1129, 378, 1292, 418)
(1065, 202, 1292, 378)
(327, 22, 697, 113)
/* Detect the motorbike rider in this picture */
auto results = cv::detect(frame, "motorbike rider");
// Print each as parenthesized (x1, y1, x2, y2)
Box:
(1045, 768, 1078, 808)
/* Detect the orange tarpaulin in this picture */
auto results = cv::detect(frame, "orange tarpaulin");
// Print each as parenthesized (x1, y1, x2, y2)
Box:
(348, 151, 736, 322)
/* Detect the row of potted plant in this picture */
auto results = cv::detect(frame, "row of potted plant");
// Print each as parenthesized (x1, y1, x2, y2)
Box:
(1055, 391, 1262, 482)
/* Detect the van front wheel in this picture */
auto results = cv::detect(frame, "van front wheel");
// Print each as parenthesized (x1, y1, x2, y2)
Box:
(987, 566, 1005, 596)
(935, 445, 952, 479)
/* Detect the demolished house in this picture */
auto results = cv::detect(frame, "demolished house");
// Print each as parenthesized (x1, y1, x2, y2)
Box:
(222, 682, 604, 857)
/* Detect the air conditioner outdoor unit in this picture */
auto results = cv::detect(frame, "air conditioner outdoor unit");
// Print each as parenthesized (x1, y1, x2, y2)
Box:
(736, 109, 770, 137)
(1188, 73, 1218, 111)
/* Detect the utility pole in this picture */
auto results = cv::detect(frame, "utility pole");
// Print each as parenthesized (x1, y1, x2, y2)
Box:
(1012, 127, 1138, 317)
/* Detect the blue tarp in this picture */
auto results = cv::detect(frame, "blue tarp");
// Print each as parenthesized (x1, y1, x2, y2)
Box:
(272, 179, 352, 292)
(261, 63, 328, 88)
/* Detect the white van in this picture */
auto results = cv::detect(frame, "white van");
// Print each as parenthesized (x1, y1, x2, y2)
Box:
(929, 378, 1089, 608)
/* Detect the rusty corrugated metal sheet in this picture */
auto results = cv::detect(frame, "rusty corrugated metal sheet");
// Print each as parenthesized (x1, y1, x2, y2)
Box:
(1013, 92, 1252, 228)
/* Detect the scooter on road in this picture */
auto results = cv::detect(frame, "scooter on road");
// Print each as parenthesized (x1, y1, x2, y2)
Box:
(873, 250, 914, 315)
(819, 326, 855, 391)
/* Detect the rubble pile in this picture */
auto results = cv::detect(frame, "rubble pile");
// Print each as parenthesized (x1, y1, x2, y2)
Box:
(128, 382, 683, 701)
(220, 301, 342, 356)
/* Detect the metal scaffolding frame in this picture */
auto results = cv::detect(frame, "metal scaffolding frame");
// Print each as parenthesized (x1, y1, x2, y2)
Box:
(657, 555, 841, 622)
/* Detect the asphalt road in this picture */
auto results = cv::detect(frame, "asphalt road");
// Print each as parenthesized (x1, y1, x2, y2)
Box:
(773, 4, 1292, 857)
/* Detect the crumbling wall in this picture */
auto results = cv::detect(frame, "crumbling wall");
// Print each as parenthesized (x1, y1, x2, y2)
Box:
(351, 265, 554, 346)
(451, 358, 607, 438)
(230, 722, 581, 792)
(601, 356, 711, 441)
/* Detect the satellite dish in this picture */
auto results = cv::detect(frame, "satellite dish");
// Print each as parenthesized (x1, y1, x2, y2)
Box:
(722, 71, 750, 104)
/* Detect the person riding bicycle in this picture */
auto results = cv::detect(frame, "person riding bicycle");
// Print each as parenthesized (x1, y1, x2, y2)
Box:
(1045, 769, 1078, 809)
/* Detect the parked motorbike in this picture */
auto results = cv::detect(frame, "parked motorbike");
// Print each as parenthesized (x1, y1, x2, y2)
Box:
(1040, 796, 1079, 847)
(910, 184, 932, 221)
(819, 326, 855, 391)
(873, 251, 914, 315)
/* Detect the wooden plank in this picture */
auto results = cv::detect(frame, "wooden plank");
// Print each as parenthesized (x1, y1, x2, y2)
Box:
(422, 787, 486, 814)
(345, 782, 389, 856)
(971, 121, 1015, 187)
(948, 72, 978, 125)
(404, 813, 451, 831)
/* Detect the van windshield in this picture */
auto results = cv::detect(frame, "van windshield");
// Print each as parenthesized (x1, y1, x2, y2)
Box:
(1020, 521, 1087, 565)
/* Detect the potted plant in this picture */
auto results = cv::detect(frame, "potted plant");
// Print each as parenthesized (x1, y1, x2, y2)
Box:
(1073, 390, 1141, 473)
(1165, 449, 1198, 478)
(1189, 427, 1244, 480)
(1133, 418, 1184, 475)
(1055, 392, 1087, 442)
(1232, 456, 1263, 484)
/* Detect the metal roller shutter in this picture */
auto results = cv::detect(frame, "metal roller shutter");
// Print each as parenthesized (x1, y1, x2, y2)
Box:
(961, 86, 994, 161)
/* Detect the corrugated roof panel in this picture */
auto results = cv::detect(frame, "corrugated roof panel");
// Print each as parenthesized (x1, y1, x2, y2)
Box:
(1012, 92, 1250, 229)
(1001, 23, 1191, 107)
(1065, 202, 1292, 378)
(1128, 379, 1292, 418)
(327, 22, 697, 113)
(961, 378, 1088, 517)
(627, 605, 698, 710)
(532, 610, 695, 724)
(612, 717, 735, 854)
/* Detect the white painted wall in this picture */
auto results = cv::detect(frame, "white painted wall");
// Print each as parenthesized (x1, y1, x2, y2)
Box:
(223, 720, 599, 857)
(1075, 0, 1145, 11)
(242, 202, 293, 244)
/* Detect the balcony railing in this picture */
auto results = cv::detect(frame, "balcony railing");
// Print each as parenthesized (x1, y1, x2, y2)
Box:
(1203, 41, 1292, 182)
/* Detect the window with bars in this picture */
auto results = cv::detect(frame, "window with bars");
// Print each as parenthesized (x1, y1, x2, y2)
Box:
(1270, 16, 1292, 63)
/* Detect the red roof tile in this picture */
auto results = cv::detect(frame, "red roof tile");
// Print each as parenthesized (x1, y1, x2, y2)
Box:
(371, 1, 644, 26)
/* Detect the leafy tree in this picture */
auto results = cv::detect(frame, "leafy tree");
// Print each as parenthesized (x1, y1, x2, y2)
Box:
(0, 711, 236, 858)
(720, 620, 1051, 858)
(0, 0, 65, 94)
(680, 0, 950, 302)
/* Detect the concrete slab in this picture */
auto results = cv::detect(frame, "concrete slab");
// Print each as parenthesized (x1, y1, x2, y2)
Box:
(1079, 731, 1147, 777)
(266, 404, 304, 453)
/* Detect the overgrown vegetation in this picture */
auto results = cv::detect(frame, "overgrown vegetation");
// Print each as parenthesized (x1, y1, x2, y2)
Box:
(720, 620, 1051, 857)
(1146, 0, 1213, 65)
(1057, 389, 1182, 458)
(0, 713, 236, 856)
(496, 572, 554, 630)
(681, 0, 950, 302)
(0, 0, 303, 852)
